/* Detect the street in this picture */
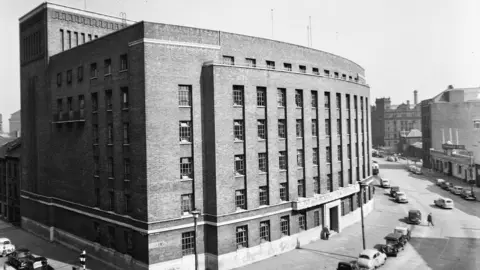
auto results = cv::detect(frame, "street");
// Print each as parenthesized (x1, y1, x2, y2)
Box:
(236, 158, 480, 270)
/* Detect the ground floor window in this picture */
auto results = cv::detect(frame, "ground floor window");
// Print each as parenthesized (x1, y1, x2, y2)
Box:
(181, 231, 195, 256)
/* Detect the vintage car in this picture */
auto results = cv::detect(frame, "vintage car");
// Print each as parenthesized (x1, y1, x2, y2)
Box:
(413, 167, 422, 175)
(7, 248, 48, 270)
(380, 178, 391, 188)
(386, 156, 395, 162)
(436, 179, 445, 186)
(451, 186, 463, 195)
(442, 182, 453, 190)
(390, 186, 400, 197)
(336, 261, 361, 270)
(357, 249, 387, 270)
(395, 192, 408, 203)
(408, 209, 422, 225)
(375, 244, 399, 257)
(0, 238, 15, 256)
(394, 226, 411, 241)
(461, 189, 476, 201)
(408, 165, 416, 172)
(434, 197, 454, 209)
(372, 163, 380, 175)
(384, 232, 406, 251)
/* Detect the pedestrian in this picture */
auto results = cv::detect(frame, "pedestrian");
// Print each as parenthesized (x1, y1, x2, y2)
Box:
(427, 213, 434, 227)
(324, 226, 330, 240)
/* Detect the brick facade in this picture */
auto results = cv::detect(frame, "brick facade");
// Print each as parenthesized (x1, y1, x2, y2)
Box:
(19, 3, 374, 270)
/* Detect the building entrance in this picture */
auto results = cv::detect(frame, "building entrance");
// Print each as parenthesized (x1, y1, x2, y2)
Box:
(329, 206, 339, 232)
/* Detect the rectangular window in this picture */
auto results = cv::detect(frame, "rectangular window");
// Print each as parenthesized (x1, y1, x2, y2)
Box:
(67, 98, 73, 112)
(57, 73, 62, 87)
(236, 225, 248, 249)
(120, 54, 128, 71)
(178, 85, 192, 106)
(259, 186, 269, 205)
(277, 88, 286, 107)
(284, 63, 292, 71)
(297, 179, 305, 197)
(123, 123, 130, 144)
(93, 156, 99, 175)
(67, 30, 71, 49)
(88, 34, 92, 41)
(108, 191, 114, 211)
(223, 55, 234, 65)
(348, 168, 352, 184)
(337, 145, 342, 161)
(313, 148, 318, 165)
(74, 32, 78, 46)
(279, 151, 287, 170)
(257, 87, 266, 106)
(324, 92, 330, 109)
(124, 158, 131, 180)
(181, 194, 193, 214)
(107, 158, 114, 177)
(338, 171, 344, 188)
(79, 95, 85, 112)
(295, 90, 303, 107)
(233, 85, 244, 106)
(342, 74, 347, 80)
(312, 67, 319, 75)
(347, 119, 351, 134)
(280, 216, 290, 236)
(258, 153, 267, 173)
(60, 29, 64, 51)
(266, 60, 275, 69)
(324, 69, 330, 76)
(81, 33, 85, 44)
(299, 65, 306, 73)
(246, 58, 256, 67)
(257, 119, 266, 140)
(180, 157, 193, 179)
(235, 155, 245, 176)
(314, 210, 321, 227)
(474, 120, 480, 129)
(57, 99, 63, 113)
(297, 150, 304, 167)
(341, 199, 346, 216)
(296, 120, 303, 138)
(234, 120, 244, 141)
(278, 119, 286, 139)
(312, 119, 318, 137)
(311, 91, 318, 108)
(92, 124, 99, 145)
(181, 232, 195, 256)
(104, 59, 112, 75)
(179, 121, 192, 143)
(326, 146, 331, 163)
(314, 176, 320, 194)
(91, 93, 98, 112)
(107, 124, 113, 144)
(334, 72, 339, 79)
(346, 94, 351, 110)
(121, 87, 129, 109)
(298, 214, 306, 230)
(327, 174, 333, 192)
(259, 221, 270, 242)
(280, 183, 288, 201)
(90, 63, 98, 78)
(77, 66, 83, 81)
(94, 35, 98, 39)
(94, 188, 100, 207)
(105, 90, 112, 110)
(67, 70, 72, 84)
(325, 119, 330, 136)
(337, 119, 341, 135)
(235, 189, 246, 210)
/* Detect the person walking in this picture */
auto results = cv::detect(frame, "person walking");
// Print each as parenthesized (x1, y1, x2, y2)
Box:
(427, 213, 434, 227)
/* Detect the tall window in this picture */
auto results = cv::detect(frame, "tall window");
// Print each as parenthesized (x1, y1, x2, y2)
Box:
(338, 171, 344, 188)
(93, 125, 99, 144)
(179, 121, 192, 143)
(259, 186, 269, 205)
(235, 155, 245, 176)
(297, 150, 304, 167)
(279, 151, 287, 170)
(257, 120, 266, 140)
(67, 70, 72, 84)
(284, 63, 292, 71)
(348, 168, 352, 184)
(327, 173, 333, 192)
(280, 216, 290, 236)
(105, 90, 112, 111)
(295, 90, 303, 107)
(324, 92, 330, 109)
(347, 119, 351, 134)
(124, 158, 131, 180)
(107, 124, 113, 144)
(121, 87, 129, 109)
(77, 66, 83, 81)
(313, 176, 320, 194)
(234, 120, 244, 141)
(180, 157, 193, 179)
(280, 183, 288, 201)
(298, 214, 306, 231)
(235, 190, 246, 209)
(336, 93, 341, 109)
(178, 85, 192, 106)
(346, 94, 351, 110)
(266, 60, 275, 69)
(312, 119, 318, 137)
(299, 65, 306, 73)
(296, 120, 303, 138)
(91, 93, 98, 112)
(181, 232, 195, 256)
(67, 30, 71, 49)
(325, 119, 331, 136)
(60, 29, 64, 51)
(278, 119, 286, 139)
(236, 226, 248, 249)
(337, 145, 342, 161)
(259, 221, 270, 242)
(258, 153, 267, 173)
(57, 73, 62, 87)
(120, 54, 128, 71)
(79, 95, 85, 110)
(90, 63, 98, 78)
(108, 158, 114, 177)
(257, 87, 266, 106)
(314, 210, 321, 227)
(233, 85, 244, 106)
(122, 123, 130, 144)
(94, 188, 100, 207)
(311, 91, 318, 108)
(93, 156, 99, 176)
(313, 67, 319, 75)
(277, 88, 286, 107)
(337, 119, 342, 135)
(297, 179, 305, 197)
(326, 146, 331, 163)
(181, 194, 193, 214)
(313, 148, 318, 165)
(108, 192, 114, 211)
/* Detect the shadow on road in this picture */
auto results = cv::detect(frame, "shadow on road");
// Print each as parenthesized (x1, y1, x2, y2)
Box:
(296, 248, 357, 260)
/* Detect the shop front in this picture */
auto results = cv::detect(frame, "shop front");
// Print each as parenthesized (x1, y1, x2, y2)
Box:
(430, 146, 475, 183)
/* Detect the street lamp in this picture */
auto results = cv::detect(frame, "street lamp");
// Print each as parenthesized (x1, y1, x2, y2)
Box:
(190, 208, 201, 270)
(358, 182, 366, 250)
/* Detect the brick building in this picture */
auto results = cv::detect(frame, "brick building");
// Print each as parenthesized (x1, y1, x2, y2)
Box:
(421, 85, 480, 186)
(0, 138, 21, 224)
(19, 2, 374, 270)
(8, 110, 21, 138)
(370, 98, 387, 147)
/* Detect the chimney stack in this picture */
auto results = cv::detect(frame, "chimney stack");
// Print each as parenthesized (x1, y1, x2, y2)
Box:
(414, 90, 418, 105)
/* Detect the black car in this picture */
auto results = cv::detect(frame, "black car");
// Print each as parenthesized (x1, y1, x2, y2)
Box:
(375, 244, 399, 257)
(390, 186, 400, 197)
(7, 248, 48, 270)
(337, 261, 360, 270)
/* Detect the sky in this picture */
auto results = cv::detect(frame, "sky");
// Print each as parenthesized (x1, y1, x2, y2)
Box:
(1, 0, 479, 132)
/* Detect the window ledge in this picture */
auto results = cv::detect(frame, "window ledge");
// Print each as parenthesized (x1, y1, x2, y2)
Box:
(234, 140, 244, 143)
(233, 105, 244, 108)
(90, 77, 98, 80)
(93, 143, 99, 146)
(235, 208, 247, 212)
(107, 144, 113, 146)
(279, 169, 287, 172)
(119, 69, 128, 73)
(258, 172, 267, 175)
(180, 142, 192, 145)
(179, 105, 192, 108)
(108, 177, 114, 180)
(278, 138, 286, 140)
(258, 205, 269, 208)
(180, 177, 193, 182)
(234, 174, 245, 178)
(104, 73, 112, 77)
(123, 143, 130, 146)
(94, 175, 99, 178)
(257, 106, 266, 108)
(122, 108, 129, 111)
(106, 109, 113, 112)
(258, 138, 266, 141)
(313, 164, 318, 167)
(92, 110, 98, 114)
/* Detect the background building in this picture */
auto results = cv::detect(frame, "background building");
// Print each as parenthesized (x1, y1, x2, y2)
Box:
(0, 138, 21, 224)
(0, 113, 3, 133)
(8, 110, 21, 138)
(383, 90, 421, 152)
(19, 3, 374, 270)
(421, 85, 480, 186)
(370, 98, 387, 147)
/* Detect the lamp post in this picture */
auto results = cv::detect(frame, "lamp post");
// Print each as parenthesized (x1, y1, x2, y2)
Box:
(190, 208, 201, 270)
(358, 182, 366, 250)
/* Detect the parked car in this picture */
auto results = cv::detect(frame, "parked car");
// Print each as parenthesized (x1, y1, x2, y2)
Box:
(0, 238, 15, 257)
(372, 163, 379, 175)
(408, 165, 416, 172)
(387, 156, 395, 162)
(436, 179, 445, 186)
(380, 178, 390, 188)
(384, 232, 406, 251)
(375, 244, 399, 257)
(434, 197, 454, 209)
(393, 226, 411, 241)
(337, 261, 360, 270)
(413, 167, 422, 175)
(461, 189, 476, 201)
(357, 249, 387, 270)
(390, 186, 400, 197)
(451, 186, 463, 195)
(408, 209, 422, 225)
(442, 182, 453, 190)
(7, 248, 48, 270)
(395, 192, 408, 203)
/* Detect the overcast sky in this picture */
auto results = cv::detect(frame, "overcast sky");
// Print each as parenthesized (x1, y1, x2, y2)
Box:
(1, 0, 479, 132)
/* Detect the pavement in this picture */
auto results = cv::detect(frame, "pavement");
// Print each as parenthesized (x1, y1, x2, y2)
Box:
(0, 220, 116, 270)
(236, 157, 480, 270)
